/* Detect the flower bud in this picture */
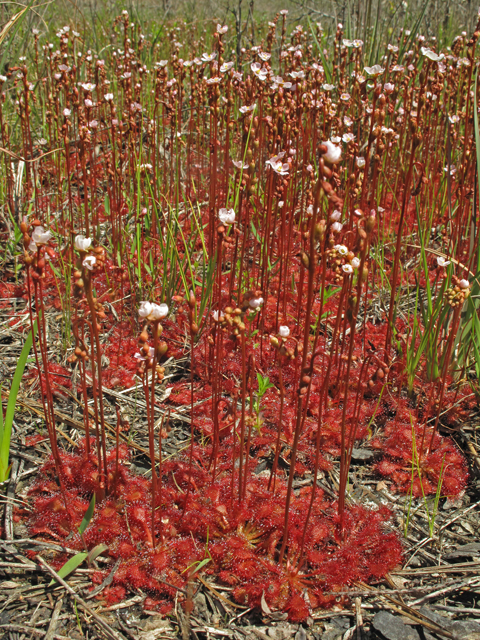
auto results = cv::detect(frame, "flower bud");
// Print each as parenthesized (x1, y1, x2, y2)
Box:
(157, 341, 168, 357)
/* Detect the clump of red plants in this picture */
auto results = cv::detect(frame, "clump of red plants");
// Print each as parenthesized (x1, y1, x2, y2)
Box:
(4, 9, 479, 621)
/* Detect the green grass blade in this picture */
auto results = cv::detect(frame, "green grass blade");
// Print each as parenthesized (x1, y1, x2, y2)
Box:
(48, 552, 88, 586)
(78, 493, 96, 536)
(87, 543, 108, 564)
(307, 17, 332, 83)
(0, 322, 36, 481)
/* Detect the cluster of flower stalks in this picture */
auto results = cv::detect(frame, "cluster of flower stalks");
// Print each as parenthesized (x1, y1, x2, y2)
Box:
(5, 10, 478, 619)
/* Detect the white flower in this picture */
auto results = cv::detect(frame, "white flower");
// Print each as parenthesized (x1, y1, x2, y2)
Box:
(459, 278, 469, 289)
(82, 255, 96, 270)
(343, 39, 354, 47)
(259, 52, 271, 61)
(202, 52, 217, 62)
(437, 257, 451, 267)
(31, 226, 53, 245)
(220, 62, 234, 73)
(84, 98, 93, 108)
(63, 108, 71, 117)
(206, 76, 221, 85)
(278, 326, 290, 337)
(249, 297, 264, 309)
(239, 103, 256, 114)
(149, 303, 169, 320)
(342, 132, 355, 143)
(139, 301, 154, 319)
(104, 93, 114, 101)
(391, 64, 404, 72)
(75, 235, 92, 251)
(251, 63, 268, 81)
(139, 301, 169, 321)
(217, 24, 228, 34)
(266, 154, 289, 175)
(330, 210, 342, 221)
(364, 64, 384, 76)
(356, 156, 366, 168)
(218, 208, 236, 225)
(232, 160, 249, 170)
(322, 83, 335, 91)
(351, 257, 360, 268)
(81, 82, 96, 91)
(321, 140, 342, 164)
(134, 346, 155, 362)
(449, 114, 460, 124)
(353, 39, 363, 48)
(342, 264, 353, 274)
(421, 47, 444, 62)
(340, 92, 350, 102)
(384, 82, 395, 94)
(331, 222, 343, 233)
(212, 310, 225, 322)
(334, 244, 348, 255)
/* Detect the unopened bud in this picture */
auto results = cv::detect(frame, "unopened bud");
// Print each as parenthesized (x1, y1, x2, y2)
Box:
(366, 214, 376, 233)
(157, 341, 168, 357)
(314, 220, 326, 241)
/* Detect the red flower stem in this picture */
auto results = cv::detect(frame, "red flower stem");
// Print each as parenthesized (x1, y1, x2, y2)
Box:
(338, 226, 372, 531)
(298, 351, 328, 558)
(268, 357, 285, 493)
(278, 175, 322, 564)
(242, 354, 256, 501)
(183, 320, 196, 514)
(427, 304, 462, 455)
(84, 278, 108, 496)
(114, 405, 121, 499)
(238, 327, 247, 502)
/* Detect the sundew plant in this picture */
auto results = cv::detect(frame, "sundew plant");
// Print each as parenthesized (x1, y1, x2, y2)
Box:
(1, 4, 479, 621)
